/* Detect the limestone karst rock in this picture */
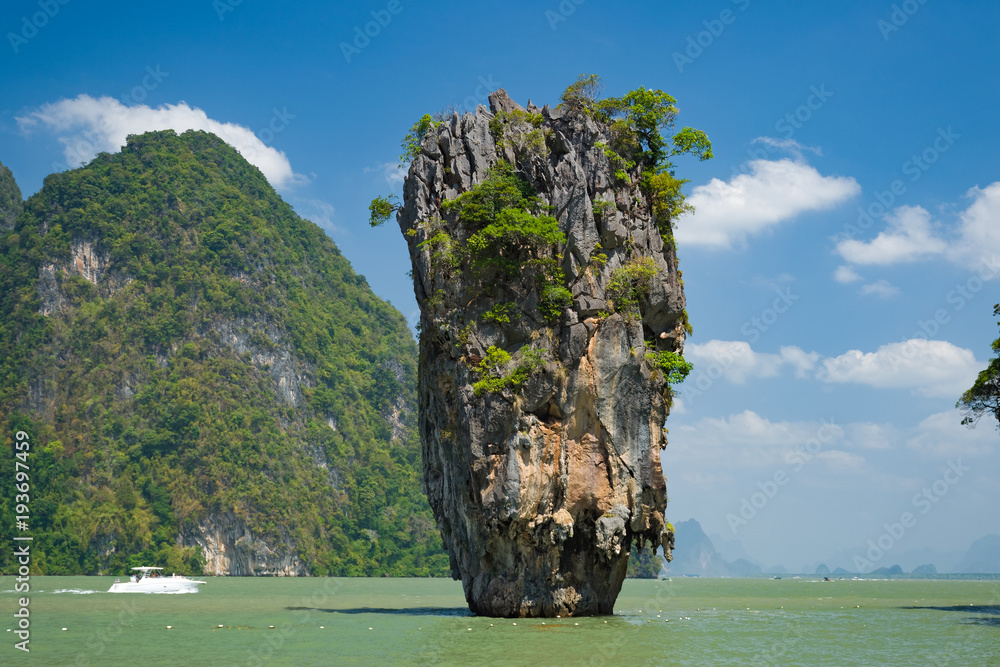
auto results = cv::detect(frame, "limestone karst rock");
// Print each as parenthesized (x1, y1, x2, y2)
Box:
(398, 89, 689, 616)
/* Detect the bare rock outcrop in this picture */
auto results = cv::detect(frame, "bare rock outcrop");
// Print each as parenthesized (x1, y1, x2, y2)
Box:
(182, 511, 308, 576)
(398, 89, 687, 617)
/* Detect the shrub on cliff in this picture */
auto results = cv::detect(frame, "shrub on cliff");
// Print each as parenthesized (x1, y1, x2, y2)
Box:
(562, 74, 713, 240)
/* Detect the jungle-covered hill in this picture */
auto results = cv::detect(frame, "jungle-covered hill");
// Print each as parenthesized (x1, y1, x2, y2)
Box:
(0, 130, 447, 576)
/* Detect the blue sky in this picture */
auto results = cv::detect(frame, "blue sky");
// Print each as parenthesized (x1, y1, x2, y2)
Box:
(2, 0, 998, 571)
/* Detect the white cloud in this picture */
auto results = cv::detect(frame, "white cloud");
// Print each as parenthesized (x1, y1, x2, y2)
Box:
(17, 94, 304, 189)
(948, 182, 1000, 268)
(684, 340, 778, 383)
(751, 271, 796, 291)
(906, 409, 996, 458)
(676, 471, 734, 486)
(671, 408, 991, 474)
(836, 205, 947, 265)
(843, 422, 896, 450)
(860, 279, 899, 298)
(753, 137, 822, 158)
(834, 265, 862, 283)
(779, 346, 823, 378)
(818, 339, 981, 398)
(669, 410, 844, 469)
(684, 340, 819, 384)
(816, 450, 866, 472)
(680, 338, 983, 401)
(294, 198, 339, 233)
(677, 158, 860, 248)
(835, 184, 1000, 275)
(364, 161, 406, 186)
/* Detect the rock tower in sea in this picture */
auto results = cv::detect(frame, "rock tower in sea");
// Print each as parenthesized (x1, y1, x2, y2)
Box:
(397, 89, 689, 617)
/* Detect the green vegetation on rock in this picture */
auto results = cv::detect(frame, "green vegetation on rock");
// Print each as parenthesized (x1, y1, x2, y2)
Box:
(562, 74, 713, 243)
(0, 130, 447, 576)
(626, 543, 666, 579)
(472, 345, 544, 396)
(481, 302, 516, 325)
(399, 114, 440, 167)
(645, 349, 694, 386)
(958, 303, 1000, 429)
(368, 194, 401, 228)
(446, 164, 569, 322)
(489, 109, 548, 158)
(606, 257, 658, 318)
(0, 161, 23, 229)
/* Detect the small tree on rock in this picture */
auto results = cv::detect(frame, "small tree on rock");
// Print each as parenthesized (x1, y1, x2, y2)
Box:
(958, 303, 1000, 430)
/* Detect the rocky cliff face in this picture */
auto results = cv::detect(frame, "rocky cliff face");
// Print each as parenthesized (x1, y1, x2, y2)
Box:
(183, 511, 308, 576)
(399, 90, 686, 616)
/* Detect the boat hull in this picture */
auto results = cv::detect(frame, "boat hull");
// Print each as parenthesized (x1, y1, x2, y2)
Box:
(108, 576, 205, 593)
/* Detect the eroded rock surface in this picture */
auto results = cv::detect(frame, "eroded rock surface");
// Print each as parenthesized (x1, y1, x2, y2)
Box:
(398, 90, 687, 616)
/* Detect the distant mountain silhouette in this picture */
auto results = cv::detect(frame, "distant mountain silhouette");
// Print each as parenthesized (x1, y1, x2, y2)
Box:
(955, 535, 1000, 573)
(670, 523, 1000, 576)
(817, 544, 964, 574)
(669, 519, 761, 576)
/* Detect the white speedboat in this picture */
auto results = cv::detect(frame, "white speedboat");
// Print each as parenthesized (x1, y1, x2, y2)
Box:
(108, 567, 206, 593)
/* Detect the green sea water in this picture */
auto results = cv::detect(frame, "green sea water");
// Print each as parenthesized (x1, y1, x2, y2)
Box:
(2, 575, 998, 666)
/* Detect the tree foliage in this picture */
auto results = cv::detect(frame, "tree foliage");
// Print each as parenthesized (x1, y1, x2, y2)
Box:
(606, 257, 658, 317)
(594, 87, 713, 170)
(472, 345, 543, 396)
(560, 73, 604, 111)
(369, 194, 400, 227)
(0, 161, 22, 229)
(441, 161, 542, 232)
(439, 162, 569, 320)
(626, 543, 665, 578)
(560, 74, 712, 242)
(958, 303, 1000, 430)
(466, 208, 564, 279)
(399, 113, 439, 167)
(645, 349, 694, 386)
